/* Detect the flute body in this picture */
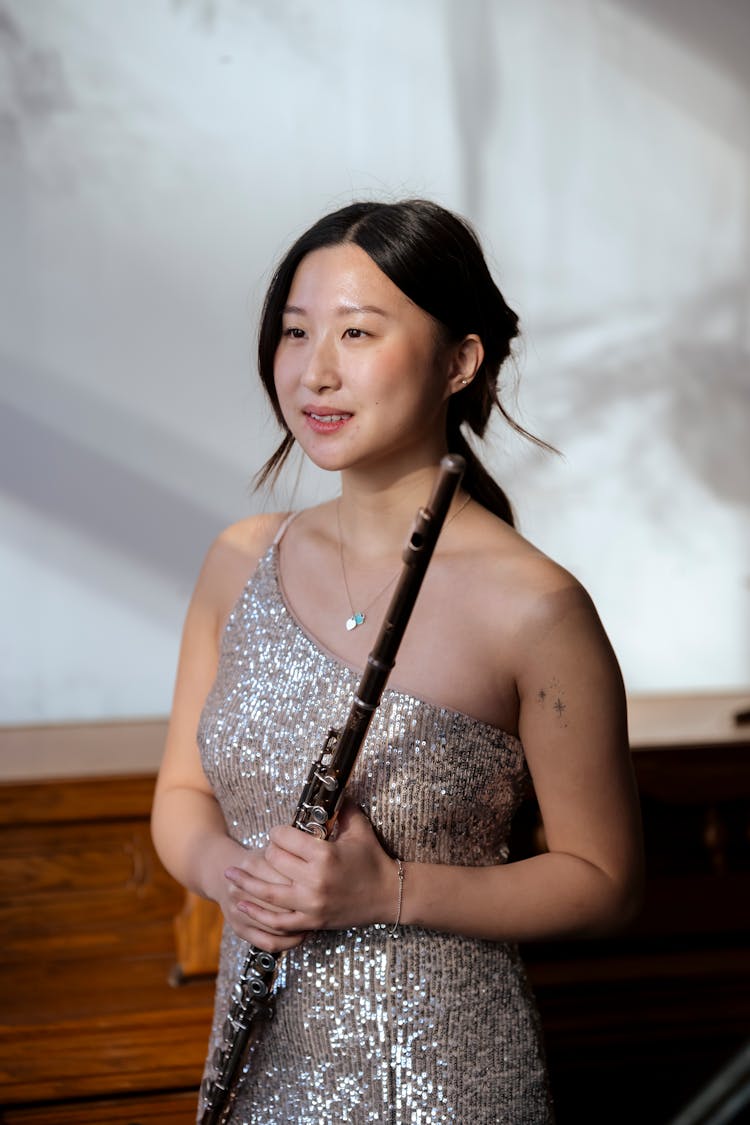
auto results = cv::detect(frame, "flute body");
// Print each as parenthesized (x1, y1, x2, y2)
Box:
(200, 453, 465, 1125)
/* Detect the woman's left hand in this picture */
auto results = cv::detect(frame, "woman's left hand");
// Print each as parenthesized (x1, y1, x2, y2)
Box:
(223, 800, 397, 936)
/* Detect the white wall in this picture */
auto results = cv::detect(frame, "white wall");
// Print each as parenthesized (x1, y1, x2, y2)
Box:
(1, 0, 748, 725)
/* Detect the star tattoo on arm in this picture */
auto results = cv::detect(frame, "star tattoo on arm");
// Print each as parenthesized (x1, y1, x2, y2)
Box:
(535, 678, 569, 728)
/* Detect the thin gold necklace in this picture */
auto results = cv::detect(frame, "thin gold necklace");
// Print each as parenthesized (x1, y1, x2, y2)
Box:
(336, 493, 472, 631)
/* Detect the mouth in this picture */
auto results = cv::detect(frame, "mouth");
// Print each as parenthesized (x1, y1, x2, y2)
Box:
(307, 412, 351, 423)
(303, 409, 353, 433)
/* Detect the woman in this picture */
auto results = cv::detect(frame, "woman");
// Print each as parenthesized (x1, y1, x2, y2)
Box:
(151, 199, 644, 1124)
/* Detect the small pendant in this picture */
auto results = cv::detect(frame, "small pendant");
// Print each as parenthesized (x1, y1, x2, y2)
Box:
(346, 612, 365, 631)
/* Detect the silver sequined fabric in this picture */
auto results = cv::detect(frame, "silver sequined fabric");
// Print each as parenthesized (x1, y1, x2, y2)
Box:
(196, 539, 554, 1124)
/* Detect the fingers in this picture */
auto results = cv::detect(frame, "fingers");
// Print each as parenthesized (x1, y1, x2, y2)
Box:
(236, 899, 304, 934)
(230, 885, 310, 951)
(221, 804, 386, 939)
(232, 918, 307, 953)
(226, 864, 329, 931)
(242, 930, 306, 953)
(267, 824, 327, 866)
(222, 877, 309, 951)
(224, 867, 290, 916)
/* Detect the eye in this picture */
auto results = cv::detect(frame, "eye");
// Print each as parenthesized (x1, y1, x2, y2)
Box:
(281, 326, 306, 339)
(344, 328, 367, 339)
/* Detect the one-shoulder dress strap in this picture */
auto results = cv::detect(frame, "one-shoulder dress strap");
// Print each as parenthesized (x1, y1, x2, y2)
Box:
(272, 511, 300, 546)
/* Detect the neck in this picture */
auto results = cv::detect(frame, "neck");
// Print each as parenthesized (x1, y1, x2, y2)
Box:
(336, 463, 446, 560)
(333, 458, 471, 633)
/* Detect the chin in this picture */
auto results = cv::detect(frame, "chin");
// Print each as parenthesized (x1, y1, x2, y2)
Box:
(293, 441, 352, 474)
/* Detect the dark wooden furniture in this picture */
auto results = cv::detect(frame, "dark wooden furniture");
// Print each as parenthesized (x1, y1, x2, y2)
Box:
(523, 720, 750, 1123)
(1, 694, 748, 1124)
(0, 771, 214, 1124)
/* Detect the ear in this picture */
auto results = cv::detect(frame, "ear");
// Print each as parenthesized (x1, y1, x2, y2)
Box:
(445, 334, 484, 398)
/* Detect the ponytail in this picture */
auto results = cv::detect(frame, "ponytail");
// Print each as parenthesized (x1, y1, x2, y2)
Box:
(447, 417, 515, 527)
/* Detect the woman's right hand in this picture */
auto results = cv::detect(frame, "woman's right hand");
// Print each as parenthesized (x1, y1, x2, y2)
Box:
(209, 835, 309, 952)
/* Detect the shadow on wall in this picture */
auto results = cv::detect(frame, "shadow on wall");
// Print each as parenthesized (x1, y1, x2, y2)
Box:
(0, 351, 253, 607)
(527, 281, 750, 513)
(610, 0, 750, 98)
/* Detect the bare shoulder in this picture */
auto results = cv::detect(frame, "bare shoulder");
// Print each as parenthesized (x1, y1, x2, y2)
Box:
(451, 509, 625, 743)
(193, 511, 291, 628)
(489, 516, 621, 690)
(458, 506, 611, 672)
(212, 511, 290, 558)
(464, 507, 588, 621)
(504, 533, 596, 635)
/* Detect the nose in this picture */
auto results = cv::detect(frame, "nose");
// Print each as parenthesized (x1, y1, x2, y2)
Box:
(300, 333, 341, 394)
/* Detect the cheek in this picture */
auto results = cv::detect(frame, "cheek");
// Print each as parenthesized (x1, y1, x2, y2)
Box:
(272, 364, 296, 428)
(273, 353, 292, 400)
(376, 340, 438, 392)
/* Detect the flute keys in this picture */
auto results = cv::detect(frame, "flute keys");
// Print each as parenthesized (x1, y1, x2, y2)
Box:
(223, 1012, 249, 1040)
(212, 1045, 229, 1071)
(247, 973, 270, 998)
(201, 1076, 217, 1102)
(254, 950, 277, 973)
(232, 981, 248, 1008)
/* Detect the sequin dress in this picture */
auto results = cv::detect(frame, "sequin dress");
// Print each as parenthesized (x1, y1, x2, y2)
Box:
(196, 530, 554, 1124)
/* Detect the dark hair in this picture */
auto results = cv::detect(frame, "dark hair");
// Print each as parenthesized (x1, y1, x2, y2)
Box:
(256, 198, 551, 526)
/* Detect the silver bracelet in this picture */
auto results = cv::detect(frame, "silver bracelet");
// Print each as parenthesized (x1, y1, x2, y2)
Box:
(386, 858, 405, 938)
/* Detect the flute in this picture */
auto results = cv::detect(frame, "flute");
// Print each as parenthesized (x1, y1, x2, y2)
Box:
(200, 453, 466, 1125)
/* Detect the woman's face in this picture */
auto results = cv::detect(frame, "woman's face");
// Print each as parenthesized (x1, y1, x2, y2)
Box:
(273, 243, 457, 476)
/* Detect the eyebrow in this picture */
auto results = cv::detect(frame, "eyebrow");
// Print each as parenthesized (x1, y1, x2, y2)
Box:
(282, 303, 390, 317)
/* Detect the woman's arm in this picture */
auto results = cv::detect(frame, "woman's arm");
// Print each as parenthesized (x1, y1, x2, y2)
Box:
(399, 578, 644, 940)
(151, 515, 308, 952)
(226, 571, 644, 944)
